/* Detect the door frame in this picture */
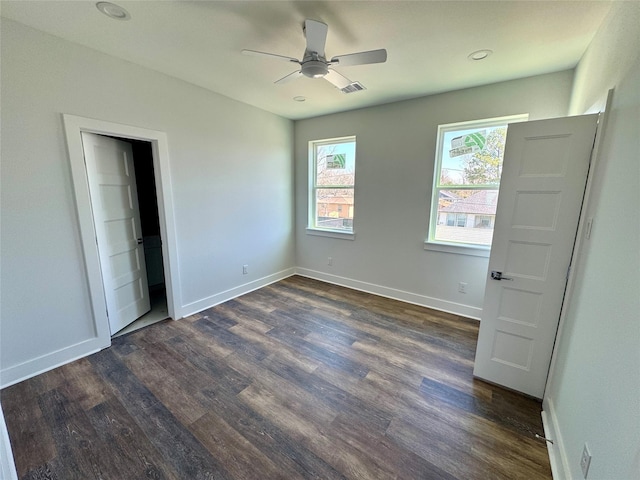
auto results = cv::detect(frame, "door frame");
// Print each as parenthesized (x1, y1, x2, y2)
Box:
(63, 114, 182, 348)
(543, 90, 613, 394)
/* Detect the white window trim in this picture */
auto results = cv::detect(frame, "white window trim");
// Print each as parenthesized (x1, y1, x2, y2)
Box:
(307, 135, 356, 237)
(426, 114, 528, 252)
(423, 241, 490, 257)
(306, 228, 356, 240)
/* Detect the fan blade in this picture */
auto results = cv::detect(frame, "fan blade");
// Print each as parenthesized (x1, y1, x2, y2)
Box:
(324, 69, 353, 89)
(275, 70, 303, 84)
(242, 49, 300, 64)
(304, 19, 328, 56)
(331, 49, 387, 66)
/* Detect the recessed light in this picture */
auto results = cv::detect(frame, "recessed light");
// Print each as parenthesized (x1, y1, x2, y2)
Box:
(96, 2, 131, 20)
(468, 49, 493, 61)
(293, 96, 306, 102)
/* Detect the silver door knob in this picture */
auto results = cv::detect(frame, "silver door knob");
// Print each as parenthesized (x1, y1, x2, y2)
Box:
(491, 270, 513, 281)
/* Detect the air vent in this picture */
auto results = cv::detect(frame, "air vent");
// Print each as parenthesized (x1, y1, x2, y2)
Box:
(340, 82, 366, 94)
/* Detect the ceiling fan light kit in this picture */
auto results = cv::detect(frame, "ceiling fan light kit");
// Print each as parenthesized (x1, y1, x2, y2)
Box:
(243, 19, 387, 91)
(301, 59, 328, 78)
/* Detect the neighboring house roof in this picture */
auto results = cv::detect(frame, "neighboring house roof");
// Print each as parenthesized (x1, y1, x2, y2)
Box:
(439, 191, 459, 200)
(440, 190, 498, 215)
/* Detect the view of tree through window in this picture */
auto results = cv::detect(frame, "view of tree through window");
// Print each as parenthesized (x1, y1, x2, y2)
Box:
(310, 137, 356, 232)
(429, 115, 527, 247)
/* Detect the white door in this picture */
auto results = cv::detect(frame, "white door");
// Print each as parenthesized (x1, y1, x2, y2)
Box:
(473, 114, 598, 398)
(81, 133, 151, 334)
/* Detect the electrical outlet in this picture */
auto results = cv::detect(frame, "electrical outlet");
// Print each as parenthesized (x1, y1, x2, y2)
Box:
(585, 217, 594, 239)
(458, 282, 467, 294)
(580, 443, 591, 478)
(328, 257, 333, 266)
(242, 264, 248, 275)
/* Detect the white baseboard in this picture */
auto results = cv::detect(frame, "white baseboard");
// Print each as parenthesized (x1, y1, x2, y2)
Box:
(295, 268, 482, 320)
(542, 397, 571, 480)
(179, 267, 296, 319)
(1, 266, 477, 389)
(0, 336, 108, 390)
(0, 403, 18, 480)
(1, 269, 296, 389)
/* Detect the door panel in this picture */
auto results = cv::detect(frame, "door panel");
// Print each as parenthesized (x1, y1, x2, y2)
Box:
(473, 114, 598, 398)
(82, 133, 150, 335)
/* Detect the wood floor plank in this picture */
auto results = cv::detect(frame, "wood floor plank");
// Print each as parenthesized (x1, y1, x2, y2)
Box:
(20, 460, 62, 480)
(225, 352, 337, 425)
(37, 387, 123, 479)
(373, 371, 551, 475)
(274, 280, 479, 362)
(262, 282, 355, 318)
(133, 340, 221, 397)
(165, 335, 252, 395)
(117, 348, 209, 425)
(27, 367, 67, 396)
(229, 324, 321, 373)
(59, 358, 110, 411)
(215, 303, 274, 334)
(189, 411, 287, 480)
(279, 277, 479, 341)
(260, 287, 381, 344)
(164, 321, 237, 360)
(2, 275, 551, 479)
(88, 348, 234, 480)
(386, 415, 496, 479)
(419, 376, 541, 435)
(194, 317, 270, 362)
(85, 398, 180, 480)
(353, 338, 480, 395)
(267, 325, 370, 378)
(238, 382, 394, 480)
(195, 384, 346, 479)
(330, 411, 458, 480)
(1, 382, 57, 475)
(312, 363, 408, 419)
(261, 353, 392, 434)
(303, 330, 428, 392)
(238, 287, 314, 316)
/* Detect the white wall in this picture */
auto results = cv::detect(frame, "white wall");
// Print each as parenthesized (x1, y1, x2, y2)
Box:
(544, 3, 640, 479)
(0, 403, 18, 480)
(569, 1, 640, 115)
(0, 19, 294, 386)
(295, 72, 573, 317)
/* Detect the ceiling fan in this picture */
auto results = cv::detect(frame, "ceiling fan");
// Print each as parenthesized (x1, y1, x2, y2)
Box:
(242, 19, 387, 90)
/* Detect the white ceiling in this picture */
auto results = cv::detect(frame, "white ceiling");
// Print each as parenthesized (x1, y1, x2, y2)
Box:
(1, 1, 612, 120)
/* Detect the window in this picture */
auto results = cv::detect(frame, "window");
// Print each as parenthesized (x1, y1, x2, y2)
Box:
(475, 215, 493, 228)
(427, 115, 527, 250)
(446, 213, 468, 227)
(309, 136, 356, 235)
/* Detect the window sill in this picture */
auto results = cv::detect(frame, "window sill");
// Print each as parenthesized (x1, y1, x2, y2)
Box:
(424, 241, 490, 258)
(306, 228, 356, 241)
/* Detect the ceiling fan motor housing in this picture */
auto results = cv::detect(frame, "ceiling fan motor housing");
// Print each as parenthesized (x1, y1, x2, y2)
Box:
(243, 19, 387, 85)
(302, 59, 329, 78)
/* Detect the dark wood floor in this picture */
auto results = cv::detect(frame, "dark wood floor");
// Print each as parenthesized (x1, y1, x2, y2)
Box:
(2, 276, 552, 479)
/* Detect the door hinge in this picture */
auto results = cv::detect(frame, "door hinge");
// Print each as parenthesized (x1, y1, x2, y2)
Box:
(566, 266, 571, 281)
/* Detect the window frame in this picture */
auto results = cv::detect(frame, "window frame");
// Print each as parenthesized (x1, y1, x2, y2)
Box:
(425, 114, 528, 256)
(307, 136, 357, 239)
